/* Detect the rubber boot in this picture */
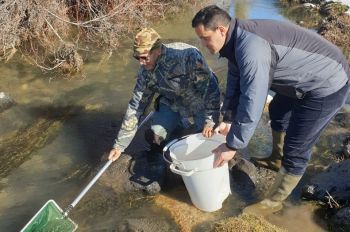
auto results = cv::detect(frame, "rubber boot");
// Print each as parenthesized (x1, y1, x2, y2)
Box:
(128, 129, 166, 195)
(243, 167, 302, 216)
(252, 130, 286, 171)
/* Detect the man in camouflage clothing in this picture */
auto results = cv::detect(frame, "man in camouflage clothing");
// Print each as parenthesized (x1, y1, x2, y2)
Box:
(108, 28, 221, 169)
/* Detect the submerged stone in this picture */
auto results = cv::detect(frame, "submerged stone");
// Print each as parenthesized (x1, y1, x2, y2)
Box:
(101, 151, 167, 195)
(0, 92, 15, 112)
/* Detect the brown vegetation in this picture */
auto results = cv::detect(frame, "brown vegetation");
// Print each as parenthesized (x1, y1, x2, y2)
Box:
(278, 0, 350, 60)
(212, 214, 287, 232)
(318, 14, 350, 56)
(0, 0, 189, 77)
(154, 186, 216, 232)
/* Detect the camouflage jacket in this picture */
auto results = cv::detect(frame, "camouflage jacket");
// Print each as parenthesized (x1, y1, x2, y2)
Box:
(113, 42, 221, 151)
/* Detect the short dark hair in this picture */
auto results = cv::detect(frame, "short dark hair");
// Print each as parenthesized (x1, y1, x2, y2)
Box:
(192, 5, 231, 30)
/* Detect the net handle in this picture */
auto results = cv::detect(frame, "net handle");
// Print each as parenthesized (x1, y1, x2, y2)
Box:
(64, 111, 154, 217)
(64, 159, 112, 217)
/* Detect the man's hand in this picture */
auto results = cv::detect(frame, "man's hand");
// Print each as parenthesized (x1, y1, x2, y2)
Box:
(202, 126, 214, 138)
(212, 143, 236, 168)
(108, 148, 122, 162)
(214, 122, 231, 136)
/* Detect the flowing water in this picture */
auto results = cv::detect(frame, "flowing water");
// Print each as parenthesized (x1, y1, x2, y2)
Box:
(0, 1, 348, 231)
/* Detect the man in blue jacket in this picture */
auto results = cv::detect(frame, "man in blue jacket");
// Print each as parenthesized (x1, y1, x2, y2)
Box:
(192, 5, 350, 215)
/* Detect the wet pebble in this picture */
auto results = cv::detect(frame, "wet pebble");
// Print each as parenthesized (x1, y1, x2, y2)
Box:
(303, 3, 317, 8)
(0, 92, 15, 112)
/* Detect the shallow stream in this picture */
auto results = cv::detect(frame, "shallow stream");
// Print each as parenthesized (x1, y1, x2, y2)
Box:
(0, 1, 348, 231)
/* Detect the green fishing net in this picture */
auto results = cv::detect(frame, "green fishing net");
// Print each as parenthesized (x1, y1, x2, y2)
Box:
(22, 200, 77, 232)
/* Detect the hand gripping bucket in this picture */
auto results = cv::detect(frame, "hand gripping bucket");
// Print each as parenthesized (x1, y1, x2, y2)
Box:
(163, 133, 231, 212)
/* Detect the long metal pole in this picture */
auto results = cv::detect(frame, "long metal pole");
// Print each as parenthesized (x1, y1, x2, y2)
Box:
(63, 111, 154, 217)
(63, 160, 112, 216)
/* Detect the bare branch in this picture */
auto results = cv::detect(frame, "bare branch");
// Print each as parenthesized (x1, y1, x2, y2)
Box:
(27, 57, 65, 71)
(45, 18, 64, 42)
(45, 9, 91, 27)
(1, 0, 191, 76)
(45, 0, 130, 27)
(325, 190, 341, 208)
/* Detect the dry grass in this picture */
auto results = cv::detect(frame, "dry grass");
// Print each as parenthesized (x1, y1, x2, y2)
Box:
(154, 186, 216, 232)
(0, 0, 190, 77)
(212, 214, 287, 232)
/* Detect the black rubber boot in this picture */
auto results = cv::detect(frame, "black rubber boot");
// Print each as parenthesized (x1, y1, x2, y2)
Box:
(128, 129, 167, 195)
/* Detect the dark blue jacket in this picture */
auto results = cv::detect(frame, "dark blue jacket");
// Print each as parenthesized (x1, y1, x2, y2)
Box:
(220, 19, 350, 150)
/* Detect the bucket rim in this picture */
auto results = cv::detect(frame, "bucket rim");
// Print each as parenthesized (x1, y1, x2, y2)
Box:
(162, 133, 226, 167)
(168, 137, 224, 162)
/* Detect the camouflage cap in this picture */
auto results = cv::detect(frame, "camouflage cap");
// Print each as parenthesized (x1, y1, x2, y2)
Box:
(133, 28, 161, 56)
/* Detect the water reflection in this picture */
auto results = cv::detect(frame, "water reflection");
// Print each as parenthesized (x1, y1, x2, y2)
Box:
(229, 0, 285, 20)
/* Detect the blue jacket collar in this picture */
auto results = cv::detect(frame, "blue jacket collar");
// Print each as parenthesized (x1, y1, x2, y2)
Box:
(219, 18, 237, 62)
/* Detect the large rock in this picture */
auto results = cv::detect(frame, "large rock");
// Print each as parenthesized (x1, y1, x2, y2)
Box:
(301, 159, 350, 229)
(230, 154, 277, 202)
(301, 159, 350, 203)
(99, 152, 167, 195)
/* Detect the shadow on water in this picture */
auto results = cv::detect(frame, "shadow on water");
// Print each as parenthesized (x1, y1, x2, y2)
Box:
(0, 82, 128, 180)
(0, 81, 132, 231)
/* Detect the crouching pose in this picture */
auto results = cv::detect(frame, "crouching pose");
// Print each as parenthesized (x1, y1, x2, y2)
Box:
(108, 28, 221, 190)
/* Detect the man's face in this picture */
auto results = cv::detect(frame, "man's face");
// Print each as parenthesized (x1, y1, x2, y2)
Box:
(134, 49, 160, 71)
(194, 24, 226, 54)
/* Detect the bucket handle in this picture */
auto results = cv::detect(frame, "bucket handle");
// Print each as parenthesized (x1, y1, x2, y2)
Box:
(162, 138, 178, 164)
(162, 135, 190, 164)
(170, 164, 196, 176)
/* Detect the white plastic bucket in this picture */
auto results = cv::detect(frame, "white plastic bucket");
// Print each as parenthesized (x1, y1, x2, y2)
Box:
(163, 133, 231, 212)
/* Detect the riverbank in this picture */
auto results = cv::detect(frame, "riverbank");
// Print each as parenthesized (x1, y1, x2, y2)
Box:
(279, 0, 350, 57)
(330, 0, 350, 14)
(0, 0, 195, 77)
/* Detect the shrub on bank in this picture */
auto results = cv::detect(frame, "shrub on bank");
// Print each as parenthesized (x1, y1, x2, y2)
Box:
(0, 0, 191, 76)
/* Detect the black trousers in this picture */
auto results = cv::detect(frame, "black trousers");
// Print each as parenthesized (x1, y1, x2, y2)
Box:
(269, 82, 350, 175)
